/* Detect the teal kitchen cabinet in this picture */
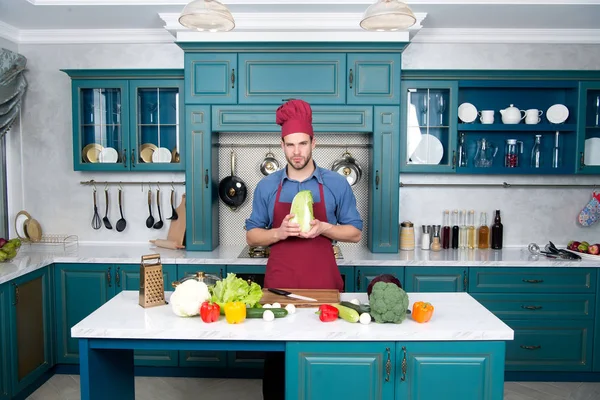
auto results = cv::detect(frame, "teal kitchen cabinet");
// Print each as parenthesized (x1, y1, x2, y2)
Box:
(286, 342, 395, 400)
(404, 267, 467, 292)
(396, 341, 506, 400)
(400, 80, 458, 173)
(347, 53, 401, 105)
(0, 284, 8, 400)
(354, 267, 404, 293)
(7, 267, 53, 396)
(238, 53, 346, 104)
(185, 53, 237, 104)
(338, 266, 355, 292)
(177, 265, 226, 368)
(115, 264, 178, 367)
(63, 70, 184, 172)
(577, 81, 600, 173)
(369, 106, 400, 253)
(186, 105, 219, 251)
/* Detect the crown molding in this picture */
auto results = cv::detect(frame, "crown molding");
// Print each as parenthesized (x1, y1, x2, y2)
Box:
(175, 30, 411, 42)
(17, 29, 174, 44)
(25, 0, 600, 5)
(412, 28, 600, 44)
(0, 21, 20, 43)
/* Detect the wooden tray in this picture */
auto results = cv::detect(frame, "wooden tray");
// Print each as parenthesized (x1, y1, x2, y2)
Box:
(259, 288, 339, 308)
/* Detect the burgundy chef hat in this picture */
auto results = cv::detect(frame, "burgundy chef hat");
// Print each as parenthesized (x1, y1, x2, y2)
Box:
(276, 99, 314, 138)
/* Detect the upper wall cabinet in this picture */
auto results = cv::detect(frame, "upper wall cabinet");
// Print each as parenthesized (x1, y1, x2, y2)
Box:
(63, 70, 185, 172)
(577, 82, 600, 174)
(347, 53, 401, 105)
(185, 53, 238, 105)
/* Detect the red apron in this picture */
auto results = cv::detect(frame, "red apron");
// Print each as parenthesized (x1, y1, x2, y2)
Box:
(264, 182, 343, 291)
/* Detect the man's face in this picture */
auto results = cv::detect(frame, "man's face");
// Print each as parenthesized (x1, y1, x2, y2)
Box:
(281, 132, 315, 171)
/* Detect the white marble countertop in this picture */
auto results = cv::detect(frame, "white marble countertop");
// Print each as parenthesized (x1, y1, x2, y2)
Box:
(71, 291, 514, 342)
(0, 243, 598, 285)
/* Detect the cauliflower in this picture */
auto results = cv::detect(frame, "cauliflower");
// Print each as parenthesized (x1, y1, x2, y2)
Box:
(368, 281, 409, 324)
(170, 280, 211, 317)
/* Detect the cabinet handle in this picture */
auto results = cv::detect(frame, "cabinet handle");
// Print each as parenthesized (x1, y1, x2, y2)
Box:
(204, 169, 209, 188)
(520, 345, 541, 350)
(521, 305, 542, 310)
(522, 279, 543, 284)
(580, 152, 585, 169)
(463, 270, 468, 291)
(107, 267, 112, 287)
(375, 170, 380, 190)
(452, 151, 457, 169)
(349, 68, 354, 89)
(231, 68, 235, 89)
(400, 346, 407, 381)
(385, 347, 392, 382)
(12, 283, 18, 306)
(131, 149, 136, 168)
(116, 266, 121, 287)
(122, 149, 127, 168)
(356, 270, 361, 291)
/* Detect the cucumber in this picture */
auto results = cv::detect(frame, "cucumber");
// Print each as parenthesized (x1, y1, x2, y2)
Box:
(331, 303, 360, 323)
(340, 301, 371, 314)
(246, 308, 288, 319)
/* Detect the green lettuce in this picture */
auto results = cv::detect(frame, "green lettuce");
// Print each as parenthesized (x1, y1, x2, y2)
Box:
(290, 190, 314, 233)
(210, 273, 263, 311)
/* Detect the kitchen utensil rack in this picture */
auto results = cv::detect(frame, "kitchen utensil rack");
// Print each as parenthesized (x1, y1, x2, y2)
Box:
(400, 181, 600, 189)
(80, 180, 185, 187)
(21, 234, 79, 250)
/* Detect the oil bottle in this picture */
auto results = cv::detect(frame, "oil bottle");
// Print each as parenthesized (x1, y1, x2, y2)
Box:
(459, 210, 467, 249)
(478, 212, 490, 249)
(451, 210, 459, 249)
(467, 210, 476, 249)
(491, 210, 503, 250)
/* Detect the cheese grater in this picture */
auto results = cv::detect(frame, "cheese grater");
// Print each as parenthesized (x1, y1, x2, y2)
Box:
(139, 254, 166, 308)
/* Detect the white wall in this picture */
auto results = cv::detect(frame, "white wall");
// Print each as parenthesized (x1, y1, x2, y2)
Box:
(9, 41, 600, 246)
(0, 37, 17, 52)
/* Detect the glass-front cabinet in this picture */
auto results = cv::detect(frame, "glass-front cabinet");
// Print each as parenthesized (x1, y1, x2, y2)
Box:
(64, 70, 184, 172)
(400, 81, 458, 173)
(578, 82, 600, 174)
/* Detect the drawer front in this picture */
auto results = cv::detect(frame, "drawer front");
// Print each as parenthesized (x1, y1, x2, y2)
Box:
(404, 267, 467, 292)
(504, 319, 593, 371)
(469, 268, 596, 293)
(472, 293, 595, 319)
(239, 53, 346, 104)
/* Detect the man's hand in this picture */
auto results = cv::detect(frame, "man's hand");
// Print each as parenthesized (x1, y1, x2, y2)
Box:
(277, 214, 301, 241)
(299, 219, 332, 239)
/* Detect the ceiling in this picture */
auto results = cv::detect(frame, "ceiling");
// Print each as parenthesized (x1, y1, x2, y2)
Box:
(1, 0, 600, 44)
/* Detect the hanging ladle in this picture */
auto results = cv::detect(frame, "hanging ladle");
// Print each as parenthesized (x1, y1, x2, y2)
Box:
(167, 185, 178, 220)
(153, 187, 164, 229)
(102, 187, 113, 230)
(115, 187, 127, 232)
(91, 188, 101, 230)
(145, 188, 155, 229)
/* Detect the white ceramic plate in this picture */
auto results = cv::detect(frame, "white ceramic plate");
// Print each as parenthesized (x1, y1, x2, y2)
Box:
(152, 147, 172, 163)
(411, 134, 444, 165)
(584, 137, 600, 166)
(458, 103, 477, 123)
(99, 147, 118, 163)
(546, 104, 569, 124)
(564, 249, 600, 261)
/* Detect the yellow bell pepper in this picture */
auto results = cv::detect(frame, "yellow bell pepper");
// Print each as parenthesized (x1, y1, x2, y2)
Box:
(224, 301, 247, 324)
(412, 301, 434, 323)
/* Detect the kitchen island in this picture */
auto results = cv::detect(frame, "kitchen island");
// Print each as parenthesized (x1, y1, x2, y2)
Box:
(72, 291, 513, 400)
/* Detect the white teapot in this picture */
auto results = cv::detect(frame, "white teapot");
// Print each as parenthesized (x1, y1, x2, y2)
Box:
(499, 104, 526, 124)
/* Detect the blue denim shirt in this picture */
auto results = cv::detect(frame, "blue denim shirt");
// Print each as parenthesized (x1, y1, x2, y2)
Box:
(245, 162, 363, 232)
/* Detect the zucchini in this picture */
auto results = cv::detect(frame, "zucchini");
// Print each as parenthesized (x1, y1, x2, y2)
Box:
(246, 308, 288, 319)
(340, 301, 371, 314)
(331, 303, 360, 323)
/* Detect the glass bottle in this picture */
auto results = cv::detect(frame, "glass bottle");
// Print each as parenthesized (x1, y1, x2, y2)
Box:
(451, 210, 459, 249)
(467, 210, 476, 249)
(477, 212, 490, 249)
(552, 131, 561, 168)
(458, 132, 467, 167)
(441, 210, 450, 249)
(431, 225, 442, 252)
(530, 134, 542, 168)
(459, 210, 467, 249)
(491, 210, 503, 250)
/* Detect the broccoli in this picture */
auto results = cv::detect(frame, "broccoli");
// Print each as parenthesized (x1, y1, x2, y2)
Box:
(368, 281, 409, 324)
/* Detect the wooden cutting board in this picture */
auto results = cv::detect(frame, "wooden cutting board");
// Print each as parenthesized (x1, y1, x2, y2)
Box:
(259, 288, 340, 308)
(166, 194, 186, 247)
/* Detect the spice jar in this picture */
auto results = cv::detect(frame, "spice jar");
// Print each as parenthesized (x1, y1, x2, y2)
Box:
(399, 221, 415, 251)
(431, 225, 442, 252)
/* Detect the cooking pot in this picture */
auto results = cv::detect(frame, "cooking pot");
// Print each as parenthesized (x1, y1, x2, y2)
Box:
(218, 151, 247, 210)
(331, 151, 362, 186)
(259, 151, 280, 176)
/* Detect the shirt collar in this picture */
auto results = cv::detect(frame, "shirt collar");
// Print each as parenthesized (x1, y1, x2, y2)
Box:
(280, 160, 324, 184)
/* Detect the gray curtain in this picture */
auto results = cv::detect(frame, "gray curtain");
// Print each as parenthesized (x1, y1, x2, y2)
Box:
(0, 48, 27, 137)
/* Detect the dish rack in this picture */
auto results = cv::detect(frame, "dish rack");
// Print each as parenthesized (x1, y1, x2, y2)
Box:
(21, 234, 79, 250)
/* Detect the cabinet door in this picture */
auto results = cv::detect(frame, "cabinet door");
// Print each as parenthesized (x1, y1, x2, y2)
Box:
(400, 80, 458, 173)
(347, 53, 401, 105)
(71, 80, 130, 171)
(185, 53, 237, 104)
(0, 285, 9, 400)
(177, 265, 227, 368)
(8, 268, 52, 395)
(404, 267, 466, 292)
(55, 264, 113, 364)
(396, 341, 506, 400)
(286, 342, 395, 400)
(369, 106, 399, 252)
(238, 53, 346, 104)
(129, 80, 185, 171)
(115, 264, 178, 367)
(186, 105, 219, 251)
(339, 266, 355, 292)
(355, 267, 404, 293)
(577, 81, 600, 174)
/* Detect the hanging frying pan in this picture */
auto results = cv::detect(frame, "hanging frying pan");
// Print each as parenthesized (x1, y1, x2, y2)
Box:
(218, 150, 247, 210)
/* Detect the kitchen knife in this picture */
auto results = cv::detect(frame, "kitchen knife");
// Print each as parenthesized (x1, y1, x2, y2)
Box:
(268, 288, 318, 302)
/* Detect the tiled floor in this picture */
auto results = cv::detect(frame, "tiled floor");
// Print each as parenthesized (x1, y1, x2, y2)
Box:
(26, 374, 600, 400)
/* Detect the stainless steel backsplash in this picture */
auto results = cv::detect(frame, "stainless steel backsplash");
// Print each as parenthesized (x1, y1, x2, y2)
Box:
(217, 132, 371, 248)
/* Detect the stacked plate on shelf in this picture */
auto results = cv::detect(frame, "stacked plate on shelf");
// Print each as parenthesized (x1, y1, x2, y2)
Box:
(81, 144, 118, 163)
(140, 143, 173, 163)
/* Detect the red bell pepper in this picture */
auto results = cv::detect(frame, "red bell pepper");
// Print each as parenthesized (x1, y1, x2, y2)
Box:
(200, 301, 220, 323)
(316, 304, 339, 322)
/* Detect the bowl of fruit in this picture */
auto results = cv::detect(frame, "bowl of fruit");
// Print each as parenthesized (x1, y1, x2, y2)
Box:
(0, 238, 21, 262)
(566, 240, 600, 260)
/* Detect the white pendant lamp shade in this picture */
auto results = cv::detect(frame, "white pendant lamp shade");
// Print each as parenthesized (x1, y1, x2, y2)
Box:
(179, 0, 235, 32)
(360, 0, 416, 31)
